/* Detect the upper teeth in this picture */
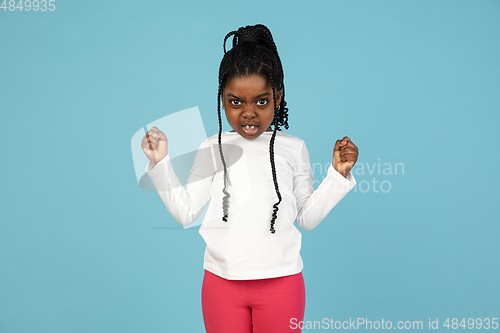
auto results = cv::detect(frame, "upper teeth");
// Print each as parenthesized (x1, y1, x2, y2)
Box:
(244, 125, 256, 129)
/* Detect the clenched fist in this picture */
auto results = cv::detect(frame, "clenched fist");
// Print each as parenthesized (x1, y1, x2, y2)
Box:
(141, 126, 168, 168)
(332, 136, 358, 178)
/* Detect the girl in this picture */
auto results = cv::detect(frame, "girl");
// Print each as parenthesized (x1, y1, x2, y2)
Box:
(142, 24, 358, 333)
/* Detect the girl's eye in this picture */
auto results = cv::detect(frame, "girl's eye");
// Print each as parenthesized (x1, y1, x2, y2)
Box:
(230, 100, 241, 106)
(257, 99, 268, 106)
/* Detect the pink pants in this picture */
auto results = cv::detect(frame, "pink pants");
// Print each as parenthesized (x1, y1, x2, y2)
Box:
(201, 270, 306, 333)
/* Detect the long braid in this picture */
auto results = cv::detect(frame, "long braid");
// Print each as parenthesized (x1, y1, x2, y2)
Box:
(218, 66, 232, 222)
(217, 24, 289, 233)
(263, 66, 282, 233)
(269, 123, 281, 233)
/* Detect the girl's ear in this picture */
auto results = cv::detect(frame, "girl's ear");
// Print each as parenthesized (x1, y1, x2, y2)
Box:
(276, 90, 283, 106)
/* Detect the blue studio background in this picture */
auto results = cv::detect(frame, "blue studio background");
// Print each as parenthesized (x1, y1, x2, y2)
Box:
(1, 0, 499, 332)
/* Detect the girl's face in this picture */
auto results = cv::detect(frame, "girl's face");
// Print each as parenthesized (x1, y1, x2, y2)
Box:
(221, 74, 282, 140)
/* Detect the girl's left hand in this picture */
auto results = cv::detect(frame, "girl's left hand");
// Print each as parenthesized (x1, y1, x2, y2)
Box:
(332, 136, 358, 178)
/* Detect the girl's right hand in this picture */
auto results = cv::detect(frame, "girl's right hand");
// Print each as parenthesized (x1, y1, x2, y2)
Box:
(141, 126, 168, 168)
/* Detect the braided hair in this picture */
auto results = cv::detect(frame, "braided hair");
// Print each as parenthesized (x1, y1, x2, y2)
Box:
(217, 24, 289, 234)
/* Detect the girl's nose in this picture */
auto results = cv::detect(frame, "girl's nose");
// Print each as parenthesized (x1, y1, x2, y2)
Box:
(242, 108, 256, 118)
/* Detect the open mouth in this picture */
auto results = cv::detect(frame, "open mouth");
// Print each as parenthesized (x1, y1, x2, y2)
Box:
(241, 124, 259, 135)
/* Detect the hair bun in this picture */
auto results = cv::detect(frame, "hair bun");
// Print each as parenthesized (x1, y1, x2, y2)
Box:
(238, 34, 260, 44)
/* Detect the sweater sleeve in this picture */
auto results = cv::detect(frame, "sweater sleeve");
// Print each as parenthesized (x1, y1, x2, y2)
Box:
(145, 139, 215, 227)
(293, 140, 356, 231)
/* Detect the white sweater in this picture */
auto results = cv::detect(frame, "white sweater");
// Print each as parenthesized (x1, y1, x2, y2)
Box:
(145, 130, 356, 280)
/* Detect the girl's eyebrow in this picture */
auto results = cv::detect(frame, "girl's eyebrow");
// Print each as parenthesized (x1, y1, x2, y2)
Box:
(227, 92, 271, 99)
